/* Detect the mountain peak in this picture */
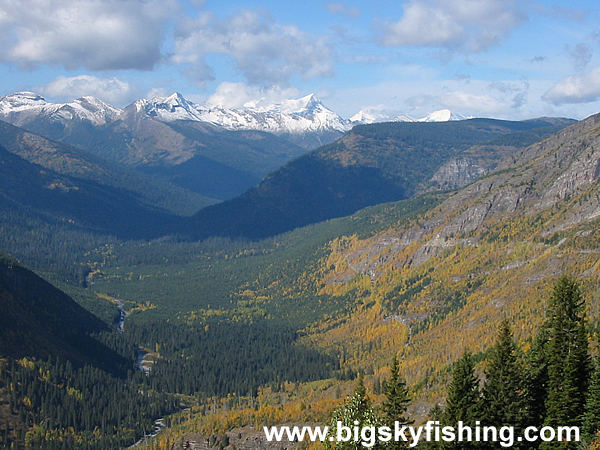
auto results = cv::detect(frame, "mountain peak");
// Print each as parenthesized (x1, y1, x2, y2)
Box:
(0, 92, 48, 111)
(419, 109, 467, 122)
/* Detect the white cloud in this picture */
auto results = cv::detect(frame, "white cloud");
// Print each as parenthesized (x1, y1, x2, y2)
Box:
(379, 0, 527, 53)
(0, 0, 175, 71)
(542, 68, 600, 105)
(439, 91, 505, 114)
(37, 75, 136, 106)
(206, 82, 300, 109)
(173, 9, 334, 86)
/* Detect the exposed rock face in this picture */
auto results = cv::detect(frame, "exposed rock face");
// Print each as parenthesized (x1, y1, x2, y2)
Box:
(429, 157, 487, 190)
(335, 112, 600, 279)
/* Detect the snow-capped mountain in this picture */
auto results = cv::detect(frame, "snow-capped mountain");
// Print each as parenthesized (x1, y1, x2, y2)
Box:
(127, 92, 206, 122)
(127, 93, 352, 134)
(418, 109, 468, 122)
(349, 110, 394, 125)
(349, 108, 468, 125)
(0, 92, 121, 127)
(0, 91, 471, 139)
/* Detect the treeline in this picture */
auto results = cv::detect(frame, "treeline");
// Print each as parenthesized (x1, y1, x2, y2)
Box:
(428, 275, 600, 449)
(323, 275, 600, 450)
(125, 320, 340, 397)
(0, 357, 179, 449)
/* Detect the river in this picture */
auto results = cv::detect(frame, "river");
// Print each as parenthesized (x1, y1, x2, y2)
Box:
(114, 298, 151, 374)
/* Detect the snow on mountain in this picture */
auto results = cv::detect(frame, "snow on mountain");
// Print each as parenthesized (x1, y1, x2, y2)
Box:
(418, 109, 467, 122)
(200, 94, 351, 134)
(128, 92, 205, 122)
(349, 108, 469, 125)
(0, 92, 121, 126)
(395, 114, 418, 122)
(0, 91, 471, 136)
(349, 110, 396, 125)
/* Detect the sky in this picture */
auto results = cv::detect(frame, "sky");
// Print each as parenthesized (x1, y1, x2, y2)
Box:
(1, 0, 600, 121)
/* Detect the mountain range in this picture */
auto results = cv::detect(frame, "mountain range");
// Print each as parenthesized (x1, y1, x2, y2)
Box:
(0, 91, 472, 140)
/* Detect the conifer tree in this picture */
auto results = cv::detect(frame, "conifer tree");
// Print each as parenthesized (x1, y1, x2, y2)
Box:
(381, 356, 412, 449)
(441, 351, 480, 449)
(481, 320, 527, 448)
(583, 361, 600, 444)
(524, 327, 549, 429)
(541, 275, 592, 450)
(481, 320, 527, 426)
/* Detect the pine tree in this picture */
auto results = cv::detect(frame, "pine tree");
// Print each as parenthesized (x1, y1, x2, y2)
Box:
(583, 361, 600, 444)
(441, 351, 480, 449)
(481, 320, 527, 448)
(524, 327, 549, 429)
(541, 275, 592, 450)
(381, 356, 412, 449)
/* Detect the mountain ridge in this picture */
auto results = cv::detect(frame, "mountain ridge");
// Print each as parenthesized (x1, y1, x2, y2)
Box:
(0, 91, 487, 138)
(187, 117, 576, 239)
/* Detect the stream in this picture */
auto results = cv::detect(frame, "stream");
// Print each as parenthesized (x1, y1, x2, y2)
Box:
(113, 298, 167, 448)
(114, 298, 150, 374)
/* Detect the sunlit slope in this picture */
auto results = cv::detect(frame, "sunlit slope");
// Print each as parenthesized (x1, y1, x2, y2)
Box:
(309, 112, 600, 392)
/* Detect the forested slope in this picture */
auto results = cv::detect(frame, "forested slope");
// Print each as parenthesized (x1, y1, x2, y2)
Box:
(189, 118, 574, 239)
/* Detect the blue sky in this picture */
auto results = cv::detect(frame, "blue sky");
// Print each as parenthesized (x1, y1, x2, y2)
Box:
(1, 0, 600, 120)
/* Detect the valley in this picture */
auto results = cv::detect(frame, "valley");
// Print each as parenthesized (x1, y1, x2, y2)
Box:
(1, 103, 600, 449)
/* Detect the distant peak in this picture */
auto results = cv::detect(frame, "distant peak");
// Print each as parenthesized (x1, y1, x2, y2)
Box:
(167, 92, 187, 103)
(4, 91, 47, 103)
(419, 109, 467, 122)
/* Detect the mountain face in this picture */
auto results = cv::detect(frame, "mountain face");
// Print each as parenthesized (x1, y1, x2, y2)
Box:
(0, 91, 350, 149)
(309, 112, 600, 387)
(0, 123, 194, 239)
(0, 93, 313, 200)
(0, 252, 129, 372)
(188, 117, 575, 239)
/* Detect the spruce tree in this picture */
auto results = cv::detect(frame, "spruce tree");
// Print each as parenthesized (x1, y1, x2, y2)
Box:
(381, 356, 412, 449)
(524, 327, 549, 429)
(481, 320, 527, 429)
(480, 320, 528, 448)
(541, 275, 592, 450)
(441, 351, 480, 449)
(583, 360, 600, 444)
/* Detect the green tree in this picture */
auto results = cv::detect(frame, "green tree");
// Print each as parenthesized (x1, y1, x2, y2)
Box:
(524, 327, 549, 429)
(541, 275, 592, 450)
(583, 360, 600, 443)
(441, 351, 480, 449)
(381, 356, 412, 449)
(481, 320, 528, 447)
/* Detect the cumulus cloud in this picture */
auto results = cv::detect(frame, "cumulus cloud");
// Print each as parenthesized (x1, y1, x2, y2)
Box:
(0, 0, 175, 71)
(206, 82, 300, 109)
(173, 9, 334, 86)
(379, 0, 527, 52)
(439, 90, 505, 114)
(37, 75, 136, 106)
(542, 68, 600, 105)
